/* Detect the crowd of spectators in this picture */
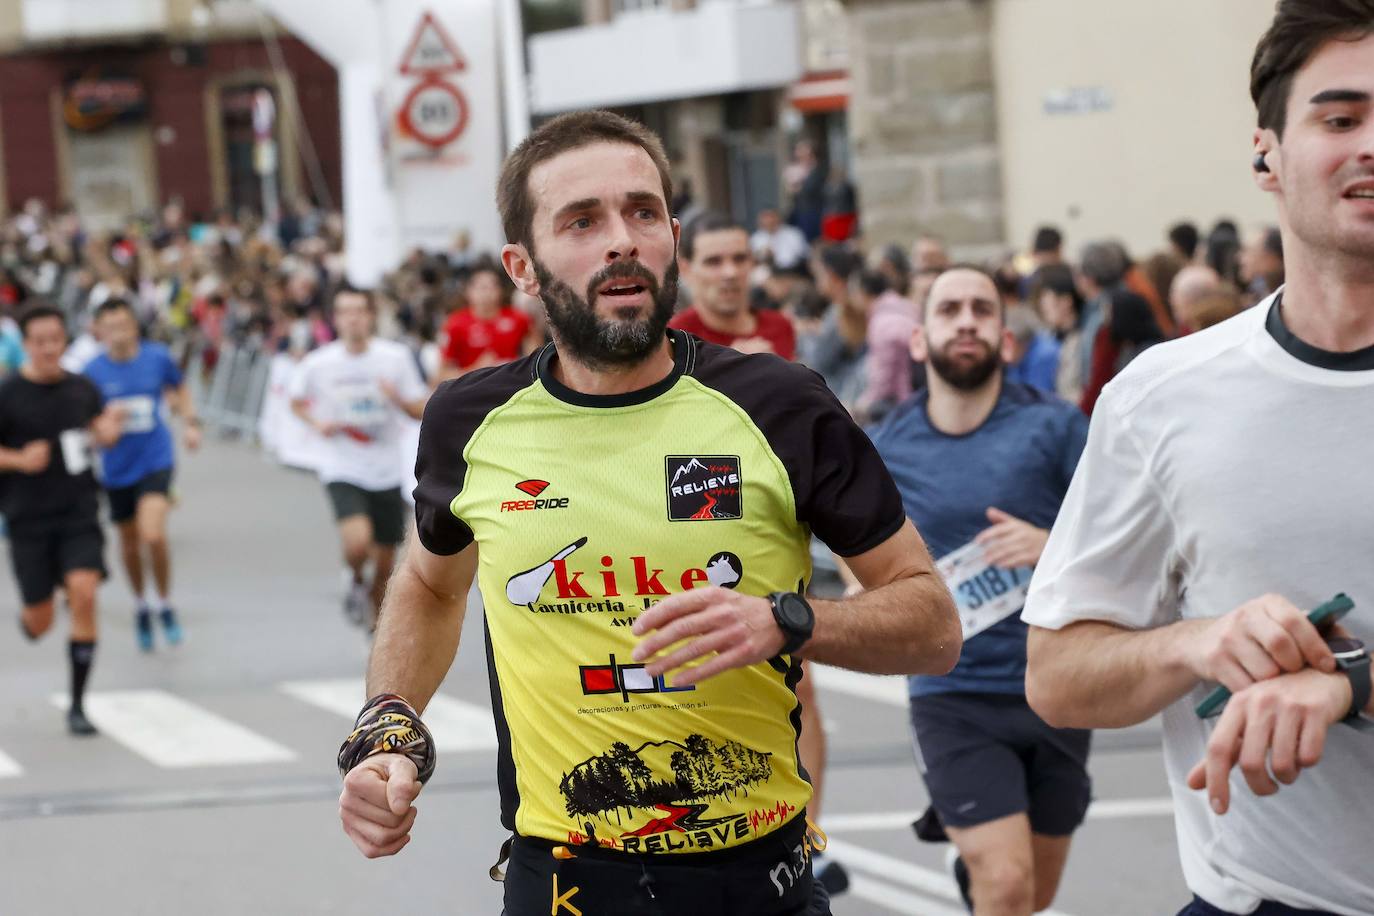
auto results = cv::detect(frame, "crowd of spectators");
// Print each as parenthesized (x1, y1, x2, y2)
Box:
(0, 188, 1282, 433)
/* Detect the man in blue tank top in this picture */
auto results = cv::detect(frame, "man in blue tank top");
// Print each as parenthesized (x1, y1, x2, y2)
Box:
(84, 298, 201, 651)
(868, 266, 1089, 916)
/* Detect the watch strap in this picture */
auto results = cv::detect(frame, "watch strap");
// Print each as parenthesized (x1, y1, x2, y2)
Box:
(769, 592, 811, 656)
(1341, 653, 1372, 721)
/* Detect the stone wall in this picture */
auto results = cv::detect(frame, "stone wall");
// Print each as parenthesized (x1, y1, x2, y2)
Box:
(845, 0, 1004, 258)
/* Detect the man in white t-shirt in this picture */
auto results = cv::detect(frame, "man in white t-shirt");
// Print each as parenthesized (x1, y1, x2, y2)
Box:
(290, 288, 428, 628)
(1022, 4, 1374, 915)
(750, 208, 810, 274)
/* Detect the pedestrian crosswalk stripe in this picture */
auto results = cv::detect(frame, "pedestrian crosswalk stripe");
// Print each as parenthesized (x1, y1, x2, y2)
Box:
(278, 679, 498, 752)
(0, 748, 21, 779)
(826, 837, 1078, 916)
(49, 690, 296, 768)
(848, 873, 967, 916)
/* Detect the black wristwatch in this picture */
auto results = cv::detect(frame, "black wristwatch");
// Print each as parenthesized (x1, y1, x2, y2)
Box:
(768, 592, 815, 656)
(1327, 637, 1371, 721)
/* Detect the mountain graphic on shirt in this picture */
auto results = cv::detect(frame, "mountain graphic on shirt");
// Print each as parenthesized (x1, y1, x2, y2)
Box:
(671, 458, 708, 486)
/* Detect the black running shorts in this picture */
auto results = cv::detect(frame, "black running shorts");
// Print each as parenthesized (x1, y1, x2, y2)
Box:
(500, 816, 832, 916)
(8, 520, 107, 607)
(910, 691, 1091, 836)
(106, 466, 174, 524)
(325, 482, 406, 546)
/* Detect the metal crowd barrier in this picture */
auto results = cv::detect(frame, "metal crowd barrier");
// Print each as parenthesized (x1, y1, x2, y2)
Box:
(189, 342, 273, 441)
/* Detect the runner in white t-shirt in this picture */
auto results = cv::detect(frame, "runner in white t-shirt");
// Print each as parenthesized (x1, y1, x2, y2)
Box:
(1023, 6, 1374, 915)
(290, 288, 428, 628)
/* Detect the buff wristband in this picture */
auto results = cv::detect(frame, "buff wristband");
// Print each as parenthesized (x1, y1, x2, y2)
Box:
(337, 693, 437, 784)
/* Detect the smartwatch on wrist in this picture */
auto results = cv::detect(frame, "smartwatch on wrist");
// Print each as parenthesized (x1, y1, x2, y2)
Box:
(768, 592, 815, 656)
(1327, 637, 1371, 720)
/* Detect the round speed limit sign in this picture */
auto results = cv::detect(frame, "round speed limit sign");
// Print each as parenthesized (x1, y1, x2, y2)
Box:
(398, 78, 469, 149)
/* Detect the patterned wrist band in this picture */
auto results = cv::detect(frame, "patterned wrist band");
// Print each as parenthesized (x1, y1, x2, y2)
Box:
(336, 693, 437, 784)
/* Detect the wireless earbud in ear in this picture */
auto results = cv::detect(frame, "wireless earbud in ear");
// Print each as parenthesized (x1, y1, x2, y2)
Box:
(1253, 152, 1271, 173)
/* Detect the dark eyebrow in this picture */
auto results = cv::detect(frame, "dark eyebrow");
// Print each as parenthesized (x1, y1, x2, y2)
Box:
(552, 197, 601, 223)
(625, 190, 664, 210)
(1309, 89, 1371, 106)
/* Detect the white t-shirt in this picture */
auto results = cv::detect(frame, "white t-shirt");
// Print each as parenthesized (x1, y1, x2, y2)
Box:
(1023, 293, 1374, 915)
(750, 225, 810, 271)
(287, 339, 427, 490)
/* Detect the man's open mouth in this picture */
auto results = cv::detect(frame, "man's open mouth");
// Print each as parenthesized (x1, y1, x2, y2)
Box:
(599, 283, 648, 297)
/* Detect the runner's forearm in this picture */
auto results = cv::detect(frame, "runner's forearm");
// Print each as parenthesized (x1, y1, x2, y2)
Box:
(365, 559, 467, 714)
(1026, 618, 1209, 728)
(806, 571, 960, 675)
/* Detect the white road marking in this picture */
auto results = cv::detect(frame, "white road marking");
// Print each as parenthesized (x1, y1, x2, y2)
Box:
(0, 748, 22, 779)
(279, 679, 497, 752)
(826, 837, 1078, 916)
(823, 796, 1174, 834)
(848, 872, 968, 916)
(809, 665, 907, 706)
(1084, 797, 1176, 819)
(50, 690, 295, 768)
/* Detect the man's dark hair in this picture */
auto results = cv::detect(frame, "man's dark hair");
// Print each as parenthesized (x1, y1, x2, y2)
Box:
(680, 211, 745, 262)
(465, 255, 516, 300)
(333, 284, 376, 312)
(1168, 222, 1200, 259)
(94, 297, 136, 320)
(815, 243, 863, 282)
(854, 268, 890, 298)
(1251, 0, 1374, 137)
(1032, 225, 1063, 254)
(18, 302, 66, 338)
(497, 110, 673, 253)
(1029, 263, 1085, 322)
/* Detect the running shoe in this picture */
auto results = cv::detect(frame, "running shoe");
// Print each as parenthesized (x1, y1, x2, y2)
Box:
(67, 707, 97, 736)
(946, 847, 973, 912)
(344, 581, 370, 627)
(159, 608, 184, 646)
(135, 608, 154, 652)
(815, 856, 850, 896)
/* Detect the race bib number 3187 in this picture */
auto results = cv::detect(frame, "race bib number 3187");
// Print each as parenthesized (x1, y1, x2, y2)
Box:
(936, 541, 1033, 641)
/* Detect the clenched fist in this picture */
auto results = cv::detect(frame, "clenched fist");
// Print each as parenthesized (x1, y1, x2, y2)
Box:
(339, 753, 422, 858)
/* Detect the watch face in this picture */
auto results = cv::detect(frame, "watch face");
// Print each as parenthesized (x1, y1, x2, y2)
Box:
(1327, 637, 1367, 660)
(780, 594, 812, 629)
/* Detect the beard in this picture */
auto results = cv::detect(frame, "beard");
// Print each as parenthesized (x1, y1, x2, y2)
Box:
(533, 257, 679, 370)
(927, 335, 1002, 390)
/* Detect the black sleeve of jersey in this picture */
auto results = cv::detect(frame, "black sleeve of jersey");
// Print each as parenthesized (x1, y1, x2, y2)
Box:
(77, 374, 104, 419)
(693, 346, 906, 557)
(413, 359, 537, 556)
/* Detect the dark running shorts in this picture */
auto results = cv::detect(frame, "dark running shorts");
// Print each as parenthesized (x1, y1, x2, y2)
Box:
(910, 691, 1091, 836)
(325, 482, 406, 546)
(1177, 895, 1337, 916)
(106, 467, 174, 524)
(500, 816, 831, 916)
(9, 520, 107, 606)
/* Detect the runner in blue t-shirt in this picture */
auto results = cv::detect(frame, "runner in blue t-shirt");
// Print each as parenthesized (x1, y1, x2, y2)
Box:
(868, 266, 1089, 916)
(83, 299, 201, 650)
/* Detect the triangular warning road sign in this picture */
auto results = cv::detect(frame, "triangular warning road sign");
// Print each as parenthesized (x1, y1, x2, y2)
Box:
(398, 11, 467, 76)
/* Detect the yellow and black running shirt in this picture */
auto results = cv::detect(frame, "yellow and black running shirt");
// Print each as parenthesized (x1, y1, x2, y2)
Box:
(414, 332, 904, 855)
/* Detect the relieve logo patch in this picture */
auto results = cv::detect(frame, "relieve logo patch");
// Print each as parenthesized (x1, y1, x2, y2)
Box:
(665, 456, 742, 522)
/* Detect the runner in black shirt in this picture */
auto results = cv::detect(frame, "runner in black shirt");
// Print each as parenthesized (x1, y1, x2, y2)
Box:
(0, 304, 123, 734)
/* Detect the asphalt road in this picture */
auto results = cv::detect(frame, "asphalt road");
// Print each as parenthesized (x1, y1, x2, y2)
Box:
(0, 438, 1190, 915)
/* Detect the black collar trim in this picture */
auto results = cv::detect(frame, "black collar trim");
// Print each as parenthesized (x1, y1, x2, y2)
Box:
(536, 331, 693, 408)
(1266, 294, 1374, 371)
